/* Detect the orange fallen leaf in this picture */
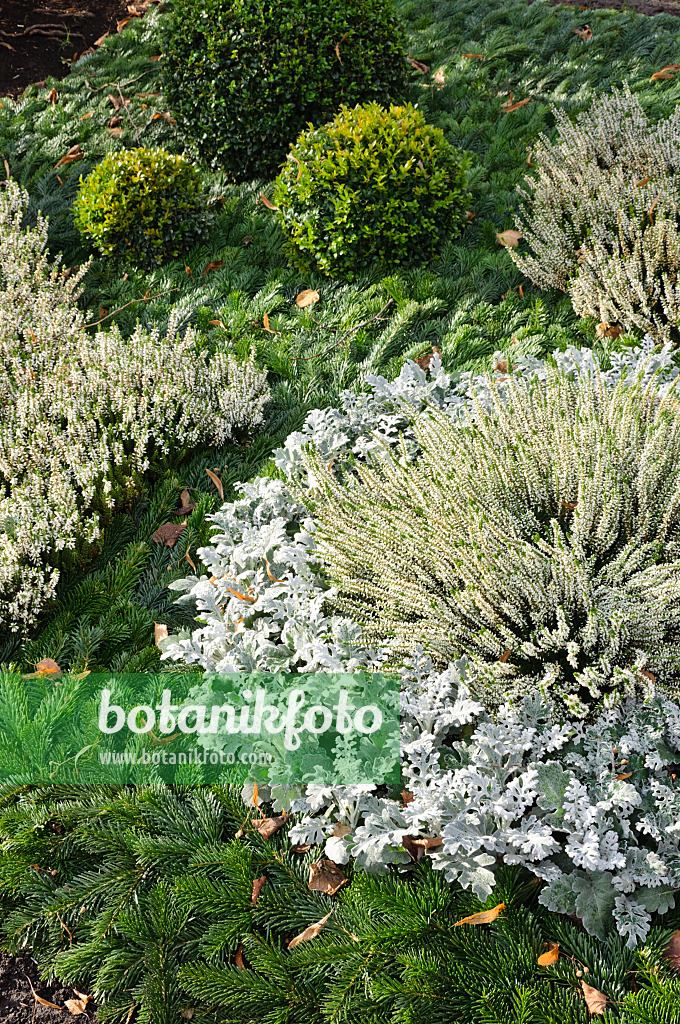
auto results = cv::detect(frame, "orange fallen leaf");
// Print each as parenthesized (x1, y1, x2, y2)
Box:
(154, 622, 169, 646)
(501, 96, 532, 112)
(636, 176, 651, 187)
(296, 288, 320, 308)
(94, 31, 109, 46)
(641, 669, 655, 684)
(454, 902, 506, 926)
(537, 941, 559, 966)
(650, 63, 680, 80)
(415, 346, 441, 371)
(265, 557, 285, 582)
(117, 17, 132, 31)
(26, 979, 61, 1011)
(48, 87, 58, 104)
(334, 31, 348, 64)
(36, 658, 62, 677)
(496, 229, 523, 247)
(260, 192, 279, 211)
(54, 144, 83, 169)
(202, 259, 223, 276)
(402, 835, 444, 861)
(499, 649, 512, 663)
(462, 53, 485, 59)
(573, 25, 593, 42)
(263, 313, 280, 334)
(288, 911, 333, 949)
(581, 980, 607, 1015)
(648, 193, 661, 221)
(596, 321, 622, 339)
(234, 945, 245, 969)
(434, 69, 445, 86)
(205, 468, 224, 500)
(401, 789, 414, 805)
(251, 814, 289, 839)
(152, 111, 175, 124)
(185, 549, 197, 572)
(65, 989, 91, 1015)
(615, 772, 632, 780)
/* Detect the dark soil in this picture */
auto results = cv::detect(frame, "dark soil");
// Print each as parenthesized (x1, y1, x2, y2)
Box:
(0, 0, 133, 98)
(0, 951, 96, 1023)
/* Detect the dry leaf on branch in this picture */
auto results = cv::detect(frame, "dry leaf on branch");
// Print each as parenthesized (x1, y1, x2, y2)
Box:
(573, 25, 593, 41)
(288, 911, 333, 949)
(151, 521, 187, 548)
(202, 260, 223, 276)
(581, 981, 607, 1015)
(205, 468, 224, 500)
(407, 55, 430, 72)
(596, 321, 622, 339)
(537, 942, 559, 966)
(251, 814, 288, 840)
(650, 63, 680, 80)
(496, 229, 523, 247)
(54, 144, 83, 169)
(454, 902, 506, 926)
(251, 875, 267, 903)
(402, 835, 444, 861)
(309, 859, 348, 895)
(154, 622, 168, 646)
(296, 289, 320, 308)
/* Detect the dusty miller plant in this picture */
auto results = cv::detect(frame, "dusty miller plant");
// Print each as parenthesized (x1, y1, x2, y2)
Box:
(510, 86, 680, 343)
(0, 181, 269, 631)
(310, 369, 680, 714)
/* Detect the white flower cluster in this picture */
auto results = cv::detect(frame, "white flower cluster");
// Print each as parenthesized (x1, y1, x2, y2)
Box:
(0, 181, 269, 630)
(162, 345, 680, 943)
(510, 85, 680, 342)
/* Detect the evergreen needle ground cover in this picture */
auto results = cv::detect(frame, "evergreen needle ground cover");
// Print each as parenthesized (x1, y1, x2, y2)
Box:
(2, 0, 680, 1019)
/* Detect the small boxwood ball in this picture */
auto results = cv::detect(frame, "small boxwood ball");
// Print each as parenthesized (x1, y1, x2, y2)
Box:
(273, 102, 473, 279)
(162, 0, 408, 182)
(73, 147, 208, 268)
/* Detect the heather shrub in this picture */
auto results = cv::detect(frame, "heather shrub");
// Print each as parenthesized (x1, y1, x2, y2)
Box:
(162, 0, 408, 182)
(73, 147, 208, 267)
(510, 87, 680, 343)
(273, 102, 472, 278)
(308, 369, 680, 714)
(0, 181, 269, 631)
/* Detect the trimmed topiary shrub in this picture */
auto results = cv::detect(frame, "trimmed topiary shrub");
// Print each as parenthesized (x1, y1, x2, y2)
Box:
(73, 147, 208, 267)
(273, 102, 473, 278)
(161, 0, 408, 182)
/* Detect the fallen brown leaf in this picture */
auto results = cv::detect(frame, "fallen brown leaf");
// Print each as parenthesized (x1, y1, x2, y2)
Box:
(401, 789, 414, 805)
(309, 859, 348, 895)
(260, 192, 279, 211)
(596, 321, 622, 339)
(54, 144, 83, 169)
(108, 115, 123, 127)
(641, 669, 655, 684)
(434, 69, 445, 86)
(573, 25, 593, 42)
(296, 288, 320, 308)
(36, 658, 62, 677)
(251, 814, 288, 840)
(501, 96, 532, 112)
(108, 93, 130, 110)
(454, 902, 506, 926)
(499, 649, 512, 663)
(636, 175, 651, 187)
(291, 843, 312, 853)
(288, 911, 333, 949)
(151, 521, 187, 548)
(202, 260, 223, 276)
(234, 945, 245, 969)
(180, 1010, 195, 1021)
(48, 87, 58, 103)
(496, 229, 523, 248)
(65, 989, 90, 1015)
(581, 980, 607, 1015)
(185, 549, 197, 572)
(117, 17, 132, 31)
(152, 111, 175, 124)
(26, 978, 61, 1011)
(263, 313, 280, 334)
(537, 941, 559, 966)
(334, 31, 348, 63)
(615, 772, 632, 780)
(462, 53, 485, 59)
(251, 875, 267, 903)
(110, 127, 123, 137)
(205, 468, 224, 500)
(332, 823, 352, 838)
(154, 622, 169, 646)
(407, 55, 430, 72)
(402, 835, 444, 861)
(651, 63, 680, 80)
(93, 31, 109, 46)
(415, 346, 441, 371)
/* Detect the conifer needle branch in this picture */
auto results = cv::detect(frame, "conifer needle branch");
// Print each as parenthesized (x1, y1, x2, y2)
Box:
(82, 287, 179, 327)
(118, 82, 141, 144)
(294, 298, 394, 361)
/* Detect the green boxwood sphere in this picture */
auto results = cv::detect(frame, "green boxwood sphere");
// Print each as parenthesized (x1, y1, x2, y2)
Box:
(273, 103, 473, 279)
(162, 0, 408, 182)
(73, 147, 208, 268)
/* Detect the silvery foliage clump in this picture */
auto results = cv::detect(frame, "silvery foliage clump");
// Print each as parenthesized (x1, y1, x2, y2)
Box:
(311, 368, 680, 715)
(510, 85, 680, 343)
(162, 346, 680, 944)
(0, 180, 269, 630)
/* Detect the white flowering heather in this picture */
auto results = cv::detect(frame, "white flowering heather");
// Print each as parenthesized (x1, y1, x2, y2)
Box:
(162, 348, 680, 942)
(510, 86, 680, 342)
(0, 181, 269, 630)
(312, 369, 680, 714)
